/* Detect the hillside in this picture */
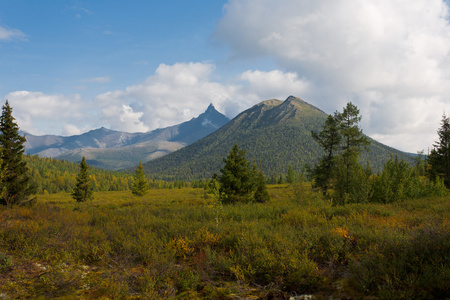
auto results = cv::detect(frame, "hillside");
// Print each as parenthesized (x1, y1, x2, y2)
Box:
(24, 104, 229, 170)
(24, 155, 133, 193)
(143, 96, 413, 180)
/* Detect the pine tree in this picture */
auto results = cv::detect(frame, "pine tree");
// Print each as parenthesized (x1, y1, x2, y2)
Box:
(335, 102, 370, 195)
(72, 157, 93, 202)
(0, 100, 33, 205)
(218, 144, 256, 204)
(310, 102, 370, 202)
(132, 161, 148, 196)
(428, 113, 450, 188)
(310, 114, 341, 195)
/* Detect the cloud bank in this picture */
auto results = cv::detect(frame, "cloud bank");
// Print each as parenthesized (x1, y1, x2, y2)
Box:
(5, 0, 450, 152)
(215, 0, 450, 152)
(7, 62, 308, 136)
(94, 62, 309, 132)
(6, 91, 89, 136)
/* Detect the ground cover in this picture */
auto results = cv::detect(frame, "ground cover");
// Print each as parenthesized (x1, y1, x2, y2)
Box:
(0, 184, 448, 299)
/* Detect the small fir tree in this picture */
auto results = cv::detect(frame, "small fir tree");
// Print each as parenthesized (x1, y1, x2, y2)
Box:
(287, 164, 296, 184)
(72, 157, 93, 202)
(218, 144, 256, 204)
(132, 161, 149, 196)
(0, 100, 33, 205)
(254, 167, 270, 203)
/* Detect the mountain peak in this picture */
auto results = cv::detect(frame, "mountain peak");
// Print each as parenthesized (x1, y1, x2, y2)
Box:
(206, 103, 216, 112)
(197, 103, 229, 129)
(285, 95, 301, 102)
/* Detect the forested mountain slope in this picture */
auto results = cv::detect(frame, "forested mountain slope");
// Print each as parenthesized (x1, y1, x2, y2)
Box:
(143, 96, 413, 180)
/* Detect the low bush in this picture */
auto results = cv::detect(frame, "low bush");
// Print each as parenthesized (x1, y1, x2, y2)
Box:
(0, 187, 448, 299)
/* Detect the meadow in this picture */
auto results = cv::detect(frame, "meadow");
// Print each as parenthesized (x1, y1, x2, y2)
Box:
(0, 184, 448, 299)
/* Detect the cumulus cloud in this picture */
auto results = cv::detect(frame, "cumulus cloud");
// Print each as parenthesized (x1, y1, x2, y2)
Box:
(5, 91, 92, 136)
(94, 62, 237, 131)
(93, 62, 309, 132)
(0, 26, 27, 41)
(215, 0, 450, 151)
(238, 70, 310, 100)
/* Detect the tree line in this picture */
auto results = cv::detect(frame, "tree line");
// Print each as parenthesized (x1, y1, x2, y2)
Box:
(308, 102, 449, 205)
(0, 99, 448, 206)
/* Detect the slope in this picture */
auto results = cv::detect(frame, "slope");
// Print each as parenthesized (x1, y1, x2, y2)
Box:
(143, 96, 412, 180)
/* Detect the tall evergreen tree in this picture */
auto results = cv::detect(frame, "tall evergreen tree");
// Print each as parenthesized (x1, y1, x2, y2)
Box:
(428, 113, 450, 188)
(310, 114, 341, 195)
(131, 161, 149, 196)
(336, 102, 369, 154)
(218, 144, 256, 204)
(72, 157, 93, 202)
(334, 102, 370, 197)
(310, 102, 370, 202)
(0, 100, 33, 205)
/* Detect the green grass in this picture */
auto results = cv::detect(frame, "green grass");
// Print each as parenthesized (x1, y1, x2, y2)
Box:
(0, 185, 449, 299)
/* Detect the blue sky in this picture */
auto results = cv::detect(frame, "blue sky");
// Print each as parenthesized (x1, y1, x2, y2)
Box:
(1, 0, 450, 153)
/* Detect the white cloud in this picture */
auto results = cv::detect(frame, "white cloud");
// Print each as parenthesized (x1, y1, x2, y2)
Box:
(215, 0, 450, 152)
(101, 104, 149, 133)
(5, 91, 92, 136)
(0, 26, 27, 41)
(238, 70, 310, 100)
(62, 123, 83, 136)
(94, 62, 308, 132)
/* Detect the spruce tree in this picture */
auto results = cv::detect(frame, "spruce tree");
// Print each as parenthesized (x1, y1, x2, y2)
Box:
(0, 100, 33, 205)
(132, 161, 149, 196)
(218, 144, 256, 204)
(428, 113, 450, 188)
(72, 157, 93, 202)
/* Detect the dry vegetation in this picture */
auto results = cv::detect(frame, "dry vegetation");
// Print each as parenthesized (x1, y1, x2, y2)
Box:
(0, 184, 449, 299)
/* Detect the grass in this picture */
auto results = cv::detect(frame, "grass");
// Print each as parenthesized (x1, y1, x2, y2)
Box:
(0, 184, 449, 299)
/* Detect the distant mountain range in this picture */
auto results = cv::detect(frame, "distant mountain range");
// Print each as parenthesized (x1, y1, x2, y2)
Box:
(142, 96, 413, 180)
(24, 96, 413, 179)
(24, 104, 230, 170)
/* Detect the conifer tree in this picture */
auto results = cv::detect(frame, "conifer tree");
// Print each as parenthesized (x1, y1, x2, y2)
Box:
(72, 157, 93, 202)
(218, 144, 256, 204)
(254, 167, 270, 203)
(132, 161, 149, 196)
(310, 114, 341, 195)
(0, 100, 33, 205)
(428, 113, 450, 188)
(334, 102, 370, 199)
(310, 102, 370, 202)
(287, 164, 296, 184)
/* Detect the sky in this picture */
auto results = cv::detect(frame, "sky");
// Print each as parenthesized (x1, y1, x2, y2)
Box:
(1, 0, 450, 153)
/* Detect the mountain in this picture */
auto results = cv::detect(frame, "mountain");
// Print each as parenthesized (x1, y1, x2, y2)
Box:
(24, 104, 229, 170)
(142, 96, 413, 180)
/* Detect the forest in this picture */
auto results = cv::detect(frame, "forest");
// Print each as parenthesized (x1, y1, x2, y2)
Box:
(0, 100, 449, 299)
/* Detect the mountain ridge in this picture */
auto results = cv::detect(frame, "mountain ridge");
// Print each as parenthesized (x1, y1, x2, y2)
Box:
(142, 96, 413, 180)
(24, 104, 230, 170)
